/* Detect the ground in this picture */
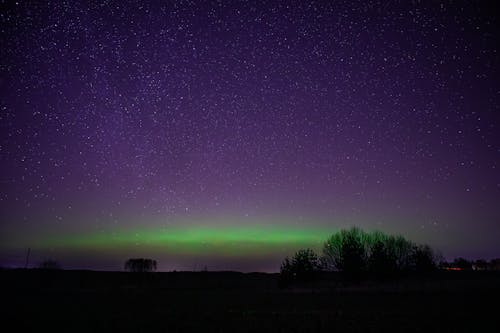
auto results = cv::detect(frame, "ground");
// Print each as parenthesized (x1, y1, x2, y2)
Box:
(2, 269, 498, 332)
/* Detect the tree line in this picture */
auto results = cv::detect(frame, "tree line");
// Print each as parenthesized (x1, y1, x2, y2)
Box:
(280, 227, 442, 285)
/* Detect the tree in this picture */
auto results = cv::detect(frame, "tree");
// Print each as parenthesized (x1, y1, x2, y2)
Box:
(124, 258, 157, 272)
(368, 233, 415, 273)
(369, 239, 394, 275)
(279, 257, 294, 288)
(279, 248, 322, 286)
(411, 245, 437, 272)
(39, 259, 61, 270)
(281, 227, 441, 283)
(323, 227, 369, 275)
(322, 227, 439, 276)
(387, 235, 414, 271)
(291, 248, 322, 278)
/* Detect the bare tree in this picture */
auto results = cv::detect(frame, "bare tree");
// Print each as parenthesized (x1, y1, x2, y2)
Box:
(124, 258, 157, 272)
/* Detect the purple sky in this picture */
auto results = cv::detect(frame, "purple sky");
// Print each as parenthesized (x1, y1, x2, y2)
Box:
(1, 1, 499, 271)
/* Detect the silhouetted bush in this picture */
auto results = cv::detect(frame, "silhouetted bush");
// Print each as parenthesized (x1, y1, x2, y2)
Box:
(124, 258, 157, 272)
(38, 259, 61, 270)
(279, 248, 322, 287)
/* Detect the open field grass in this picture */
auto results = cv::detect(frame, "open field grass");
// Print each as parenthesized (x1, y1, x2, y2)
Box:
(2, 269, 499, 332)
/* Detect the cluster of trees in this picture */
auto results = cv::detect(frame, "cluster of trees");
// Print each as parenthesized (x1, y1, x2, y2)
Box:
(281, 227, 441, 284)
(124, 258, 157, 272)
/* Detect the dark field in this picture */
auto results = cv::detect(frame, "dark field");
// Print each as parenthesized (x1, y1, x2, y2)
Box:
(2, 269, 499, 332)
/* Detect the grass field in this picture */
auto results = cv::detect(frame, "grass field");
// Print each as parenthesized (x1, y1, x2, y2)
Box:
(2, 269, 499, 332)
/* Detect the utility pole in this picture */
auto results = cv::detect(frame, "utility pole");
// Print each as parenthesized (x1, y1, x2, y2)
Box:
(24, 248, 31, 269)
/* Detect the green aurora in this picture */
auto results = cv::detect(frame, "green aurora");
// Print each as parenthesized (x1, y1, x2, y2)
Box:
(36, 225, 333, 257)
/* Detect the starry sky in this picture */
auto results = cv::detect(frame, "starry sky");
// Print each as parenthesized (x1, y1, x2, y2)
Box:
(1, 1, 499, 272)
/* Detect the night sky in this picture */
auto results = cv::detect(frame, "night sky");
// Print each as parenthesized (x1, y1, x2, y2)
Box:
(1, 1, 499, 272)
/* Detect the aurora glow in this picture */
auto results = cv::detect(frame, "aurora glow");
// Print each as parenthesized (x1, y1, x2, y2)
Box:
(38, 225, 330, 256)
(1, 1, 499, 271)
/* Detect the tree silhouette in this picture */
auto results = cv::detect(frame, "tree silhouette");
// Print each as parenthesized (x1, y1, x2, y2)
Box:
(323, 227, 368, 275)
(292, 248, 322, 278)
(39, 259, 61, 270)
(367, 232, 414, 274)
(279, 257, 294, 288)
(124, 258, 157, 272)
(321, 227, 439, 277)
(369, 239, 394, 275)
(279, 248, 322, 286)
(411, 245, 437, 272)
(387, 235, 414, 271)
